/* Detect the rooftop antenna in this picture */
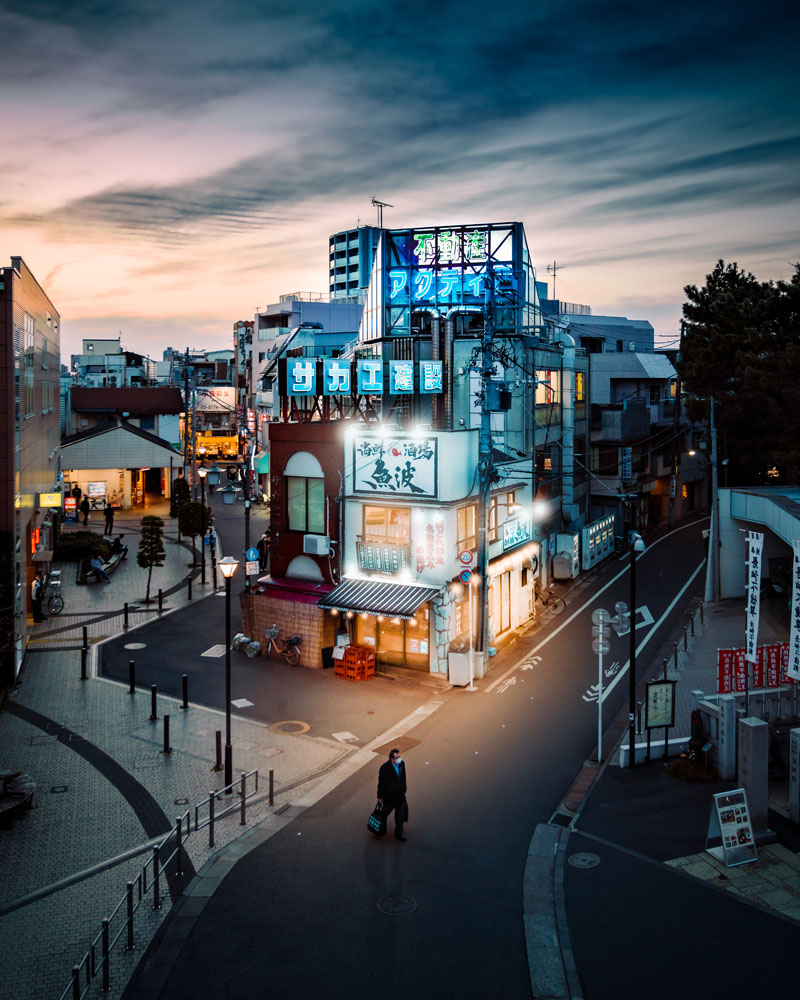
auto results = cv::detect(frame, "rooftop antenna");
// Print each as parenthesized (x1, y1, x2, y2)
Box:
(371, 197, 393, 228)
(546, 260, 564, 302)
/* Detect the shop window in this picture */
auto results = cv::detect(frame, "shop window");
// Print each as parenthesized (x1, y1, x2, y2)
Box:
(457, 503, 477, 551)
(287, 476, 324, 533)
(363, 506, 410, 543)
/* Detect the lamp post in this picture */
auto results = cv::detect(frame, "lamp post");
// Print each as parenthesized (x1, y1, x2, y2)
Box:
(219, 556, 239, 788)
(628, 530, 645, 768)
(197, 466, 207, 585)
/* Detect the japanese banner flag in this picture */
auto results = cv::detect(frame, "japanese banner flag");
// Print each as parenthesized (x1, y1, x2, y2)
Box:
(745, 531, 763, 664)
(788, 540, 800, 681)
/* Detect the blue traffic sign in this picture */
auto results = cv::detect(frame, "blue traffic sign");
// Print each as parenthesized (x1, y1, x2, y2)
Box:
(246, 547, 259, 562)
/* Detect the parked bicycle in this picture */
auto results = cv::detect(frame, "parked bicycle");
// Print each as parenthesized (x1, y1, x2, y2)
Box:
(44, 571, 64, 615)
(264, 624, 302, 666)
(534, 583, 566, 615)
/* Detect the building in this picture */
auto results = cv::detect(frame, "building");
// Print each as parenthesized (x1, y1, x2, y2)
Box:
(66, 386, 183, 441)
(70, 337, 155, 387)
(0, 257, 61, 685)
(329, 225, 381, 302)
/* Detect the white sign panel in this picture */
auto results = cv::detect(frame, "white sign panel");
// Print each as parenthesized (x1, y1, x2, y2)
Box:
(352, 436, 438, 498)
(197, 387, 237, 412)
(789, 539, 800, 681)
(745, 530, 764, 664)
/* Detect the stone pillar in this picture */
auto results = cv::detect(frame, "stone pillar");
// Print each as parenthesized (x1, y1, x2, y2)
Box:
(717, 695, 737, 781)
(737, 716, 774, 844)
(790, 728, 800, 826)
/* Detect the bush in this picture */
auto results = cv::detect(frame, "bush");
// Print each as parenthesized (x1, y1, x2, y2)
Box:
(54, 531, 112, 562)
(666, 756, 720, 783)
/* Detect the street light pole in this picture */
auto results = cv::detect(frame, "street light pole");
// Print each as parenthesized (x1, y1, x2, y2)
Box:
(219, 556, 239, 788)
(628, 531, 645, 768)
(198, 467, 207, 585)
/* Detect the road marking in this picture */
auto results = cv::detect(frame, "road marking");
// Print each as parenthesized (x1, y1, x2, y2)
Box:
(231, 698, 254, 708)
(202, 644, 226, 657)
(521, 655, 542, 671)
(496, 677, 517, 694)
(332, 731, 359, 742)
(485, 519, 707, 694)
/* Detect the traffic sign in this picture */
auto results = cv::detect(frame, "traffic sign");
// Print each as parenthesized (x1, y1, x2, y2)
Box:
(459, 568, 473, 584)
(592, 638, 611, 655)
(245, 560, 260, 576)
(246, 547, 259, 562)
(459, 550, 474, 566)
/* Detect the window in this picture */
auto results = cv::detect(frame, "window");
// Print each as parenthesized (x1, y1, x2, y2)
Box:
(258, 352, 265, 362)
(287, 476, 324, 533)
(457, 503, 477, 551)
(575, 372, 585, 402)
(363, 506, 410, 543)
(649, 385, 660, 405)
(536, 371, 556, 405)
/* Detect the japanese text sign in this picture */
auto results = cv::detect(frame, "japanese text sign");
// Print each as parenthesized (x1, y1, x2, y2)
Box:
(353, 436, 437, 498)
(745, 530, 763, 663)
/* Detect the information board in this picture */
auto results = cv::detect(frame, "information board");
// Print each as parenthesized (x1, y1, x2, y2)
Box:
(706, 788, 758, 867)
(645, 680, 676, 729)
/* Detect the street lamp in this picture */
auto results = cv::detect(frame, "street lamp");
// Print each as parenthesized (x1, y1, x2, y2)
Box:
(219, 556, 239, 788)
(217, 485, 241, 505)
(628, 531, 646, 768)
(197, 466, 207, 585)
(206, 462, 222, 493)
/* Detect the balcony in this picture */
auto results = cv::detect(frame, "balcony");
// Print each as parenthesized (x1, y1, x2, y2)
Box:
(356, 535, 412, 574)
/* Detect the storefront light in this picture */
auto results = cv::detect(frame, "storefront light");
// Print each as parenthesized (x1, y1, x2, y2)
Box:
(346, 611, 354, 619)
(533, 500, 549, 520)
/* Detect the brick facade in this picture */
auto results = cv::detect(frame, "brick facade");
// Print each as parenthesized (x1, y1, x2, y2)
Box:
(241, 590, 337, 669)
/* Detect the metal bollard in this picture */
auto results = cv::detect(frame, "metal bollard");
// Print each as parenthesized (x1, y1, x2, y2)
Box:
(72, 966, 81, 1000)
(152, 845, 161, 909)
(663, 657, 668, 680)
(690, 611, 695, 637)
(214, 730, 222, 771)
(209, 792, 215, 848)
(129, 660, 136, 694)
(150, 685, 158, 721)
(673, 643, 679, 672)
(175, 816, 184, 876)
(683, 626, 689, 651)
(82, 625, 88, 650)
(126, 881, 135, 951)
(269, 768, 274, 806)
(187, 577, 193, 601)
(123, 602, 129, 629)
(163, 714, 171, 754)
(699, 602, 704, 624)
(181, 673, 189, 710)
(158, 589, 163, 614)
(636, 699, 644, 735)
(102, 917, 110, 993)
(81, 646, 88, 681)
(240, 772, 247, 825)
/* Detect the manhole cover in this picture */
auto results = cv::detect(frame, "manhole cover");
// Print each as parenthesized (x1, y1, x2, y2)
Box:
(377, 894, 417, 915)
(124, 643, 147, 650)
(568, 852, 601, 869)
(269, 720, 310, 735)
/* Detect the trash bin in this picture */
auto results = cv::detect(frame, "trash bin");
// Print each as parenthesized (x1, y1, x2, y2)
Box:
(321, 646, 334, 670)
(448, 642, 472, 686)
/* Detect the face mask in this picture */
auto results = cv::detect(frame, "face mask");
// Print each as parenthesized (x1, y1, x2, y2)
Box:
(394, 757, 402, 765)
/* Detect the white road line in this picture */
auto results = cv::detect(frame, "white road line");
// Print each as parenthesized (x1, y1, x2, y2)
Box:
(485, 519, 708, 694)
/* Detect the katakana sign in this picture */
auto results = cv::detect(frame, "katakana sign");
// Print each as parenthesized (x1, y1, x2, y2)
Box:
(352, 436, 438, 498)
(282, 358, 443, 396)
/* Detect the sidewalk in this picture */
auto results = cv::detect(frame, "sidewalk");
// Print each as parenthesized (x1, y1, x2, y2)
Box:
(0, 505, 377, 1000)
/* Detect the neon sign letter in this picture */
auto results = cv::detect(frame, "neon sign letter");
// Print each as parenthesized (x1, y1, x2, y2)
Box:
(389, 270, 408, 299)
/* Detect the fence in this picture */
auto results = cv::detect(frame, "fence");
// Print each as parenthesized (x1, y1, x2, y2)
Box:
(59, 769, 260, 1000)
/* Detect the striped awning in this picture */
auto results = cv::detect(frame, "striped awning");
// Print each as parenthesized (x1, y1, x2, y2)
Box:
(317, 578, 440, 620)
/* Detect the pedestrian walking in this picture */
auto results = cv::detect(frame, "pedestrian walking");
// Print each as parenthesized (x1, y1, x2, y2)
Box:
(80, 497, 91, 526)
(31, 571, 46, 622)
(104, 501, 114, 534)
(257, 530, 270, 572)
(377, 748, 408, 841)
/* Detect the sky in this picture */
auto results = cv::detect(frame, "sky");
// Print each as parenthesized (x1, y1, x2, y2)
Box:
(2, 0, 798, 361)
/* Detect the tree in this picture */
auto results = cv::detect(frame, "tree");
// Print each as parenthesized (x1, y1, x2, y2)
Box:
(170, 475, 191, 518)
(178, 501, 211, 568)
(678, 260, 800, 484)
(137, 516, 166, 603)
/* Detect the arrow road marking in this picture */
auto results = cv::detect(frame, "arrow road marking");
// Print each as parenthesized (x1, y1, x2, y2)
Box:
(496, 677, 517, 694)
(521, 655, 542, 671)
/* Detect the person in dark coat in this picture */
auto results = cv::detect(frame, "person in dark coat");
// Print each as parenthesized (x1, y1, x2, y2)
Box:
(71, 484, 82, 502)
(31, 571, 46, 622)
(377, 748, 408, 841)
(80, 497, 91, 526)
(257, 530, 270, 572)
(104, 501, 114, 534)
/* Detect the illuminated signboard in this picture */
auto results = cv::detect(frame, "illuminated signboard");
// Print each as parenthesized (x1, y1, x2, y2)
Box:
(38, 493, 62, 508)
(503, 517, 531, 552)
(282, 359, 443, 397)
(352, 436, 438, 498)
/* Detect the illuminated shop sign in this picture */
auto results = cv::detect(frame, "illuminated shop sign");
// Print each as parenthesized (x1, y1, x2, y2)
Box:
(502, 517, 531, 552)
(282, 358, 443, 397)
(38, 493, 62, 508)
(353, 436, 438, 498)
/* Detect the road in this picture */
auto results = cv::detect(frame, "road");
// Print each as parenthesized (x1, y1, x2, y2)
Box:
(117, 516, 709, 998)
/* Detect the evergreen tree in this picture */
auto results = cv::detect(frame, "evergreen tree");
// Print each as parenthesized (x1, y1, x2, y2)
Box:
(170, 475, 191, 518)
(178, 501, 211, 568)
(137, 515, 166, 603)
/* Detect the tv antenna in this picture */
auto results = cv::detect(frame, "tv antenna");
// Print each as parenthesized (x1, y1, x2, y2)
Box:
(547, 260, 565, 301)
(371, 197, 393, 228)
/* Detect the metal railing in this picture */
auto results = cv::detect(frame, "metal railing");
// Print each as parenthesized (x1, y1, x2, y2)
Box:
(59, 769, 260, 1000)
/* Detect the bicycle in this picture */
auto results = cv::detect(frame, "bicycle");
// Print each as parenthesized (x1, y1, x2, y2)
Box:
(264, 624, 302, 666)
(44, 571, 64, 616)
(534, 584, 566, 615)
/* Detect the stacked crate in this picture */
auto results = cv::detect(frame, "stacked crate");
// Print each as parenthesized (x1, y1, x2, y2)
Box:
(334, 644, 376, 681)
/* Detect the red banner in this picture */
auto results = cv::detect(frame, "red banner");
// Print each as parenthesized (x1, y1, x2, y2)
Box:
(717, 642, 794, 693)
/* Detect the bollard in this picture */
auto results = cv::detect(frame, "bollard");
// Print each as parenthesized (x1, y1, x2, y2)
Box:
(81, 646, 88, 681)
(240, 772, 247, 825)
(269, 768, 274, 807)
(150, 685, 158, 721)
(181, 673, 188, 710)
(152, 846, 161, 909)
(699, 602, 705, 624)
(636, 699, 644, 735)
(163, 714, 171, 754)
(690, 611, 695, 637)
(72, 966, 81, 1000)
(102, 918, 110, 993)
(673, 643, 679, 672)
(123, 602, 129, 629)
(209, 792, 215, 848)
(663, 657, 668, 680)
(82, 625, 88, 650)
(214, 730, 222, 771)
(129, 660, 135, 694)
(683, 626, 689, 651)
(126, 882, 135, 951)
(175, 816, 184, 876)
(187, 577, 192, 601)
(158, 589, 163, 614)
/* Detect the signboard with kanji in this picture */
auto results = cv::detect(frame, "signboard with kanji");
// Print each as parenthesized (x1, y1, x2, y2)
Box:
(645, 680, 676, 729)
(352, 436, 437, 498)
(717, 643, 794, 693)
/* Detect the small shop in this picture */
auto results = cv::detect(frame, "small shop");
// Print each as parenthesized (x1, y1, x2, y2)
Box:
(318, 578, 440, 672)
(487, 541, 540, 640)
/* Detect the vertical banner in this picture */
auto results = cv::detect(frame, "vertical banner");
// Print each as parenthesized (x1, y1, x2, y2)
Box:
(745, 531, 764, 663)
(788, 539, 800, 681)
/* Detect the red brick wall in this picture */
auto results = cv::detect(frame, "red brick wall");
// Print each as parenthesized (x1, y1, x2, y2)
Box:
(241, 592, 337, 669)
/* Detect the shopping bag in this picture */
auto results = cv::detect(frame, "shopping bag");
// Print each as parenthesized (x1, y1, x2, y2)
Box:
(403, 800, 409, 823)
(367, 802, 387, 836)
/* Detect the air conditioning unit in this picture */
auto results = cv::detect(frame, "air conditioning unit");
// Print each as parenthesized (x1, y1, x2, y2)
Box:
(303, 534, 330, 556)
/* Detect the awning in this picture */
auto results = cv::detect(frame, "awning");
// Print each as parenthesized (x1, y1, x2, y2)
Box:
(317, 577, 440, 620)
(253, 450, 270, 474)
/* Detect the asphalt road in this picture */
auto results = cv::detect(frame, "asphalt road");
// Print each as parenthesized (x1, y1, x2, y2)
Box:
(120, 517, 712, 999)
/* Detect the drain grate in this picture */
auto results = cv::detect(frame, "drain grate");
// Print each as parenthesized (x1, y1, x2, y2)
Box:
(377, 894, 418, 915)
(568, 852, 601, 869)
(269, 720, 310, 735)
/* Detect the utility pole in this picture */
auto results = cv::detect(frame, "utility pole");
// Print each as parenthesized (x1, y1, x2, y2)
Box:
(475, 276, 495, 668)
(547, 260, 564, 302)
(182, 347, 191, 478)
(706, 395, 720, 602)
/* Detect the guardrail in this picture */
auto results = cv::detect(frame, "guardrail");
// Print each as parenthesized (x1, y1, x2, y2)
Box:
(59, 769, 260, 1000)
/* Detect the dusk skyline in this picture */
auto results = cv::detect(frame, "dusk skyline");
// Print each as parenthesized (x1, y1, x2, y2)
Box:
(2, 0, 798, 359)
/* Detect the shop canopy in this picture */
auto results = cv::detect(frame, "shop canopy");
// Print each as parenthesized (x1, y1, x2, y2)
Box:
(317, 577, 440, 620)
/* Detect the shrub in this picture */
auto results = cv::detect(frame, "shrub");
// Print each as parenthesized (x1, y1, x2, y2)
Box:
(54, 531, 112, 562)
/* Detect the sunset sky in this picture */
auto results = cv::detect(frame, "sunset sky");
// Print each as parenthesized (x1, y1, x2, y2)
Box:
(2, 0, 798, 360)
